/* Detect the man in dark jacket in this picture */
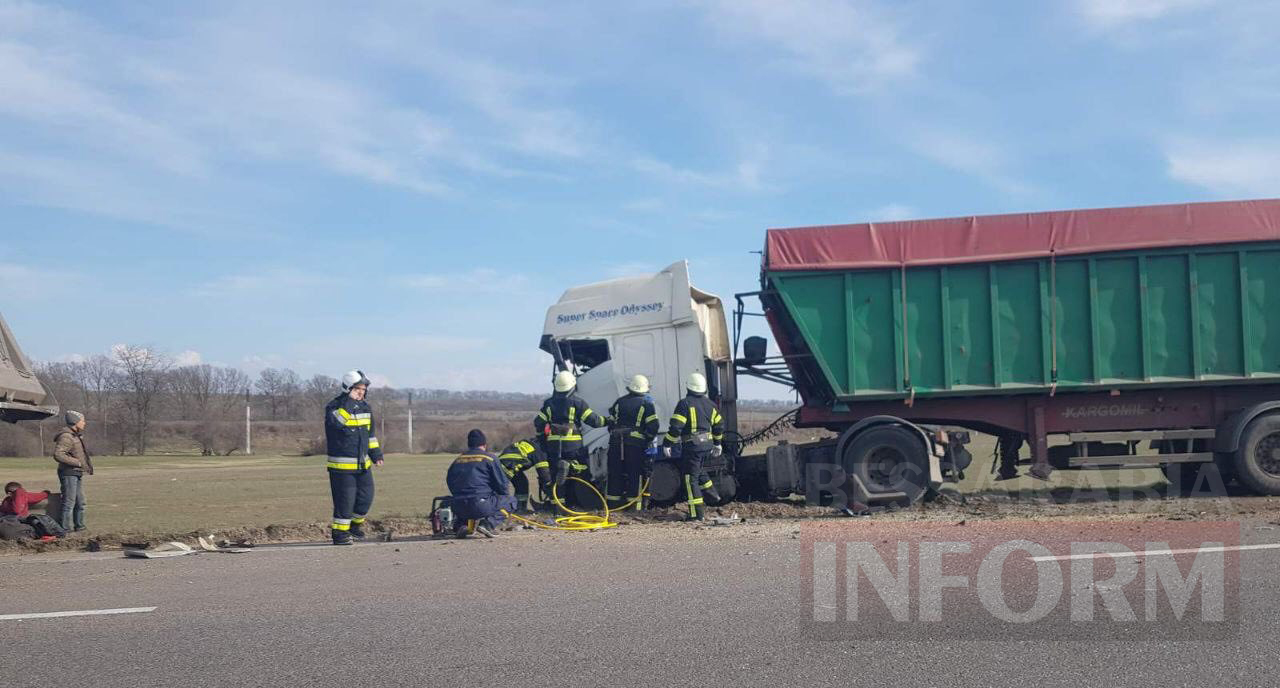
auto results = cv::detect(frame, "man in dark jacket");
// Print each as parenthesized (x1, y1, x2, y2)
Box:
(447, 430, 516, 539)
(534, 371, 607, 497)
(324, 370, 384, 545)
(497, 437, 548, 513)
(52, 411, 93, 532)
(663, 373, 724, 521)
(606, 374, 661, 510)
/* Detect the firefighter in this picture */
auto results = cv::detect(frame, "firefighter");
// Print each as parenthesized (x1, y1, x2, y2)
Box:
(605, 374, 660, 510)
(534, 371, 607, 502)
(324, 370, 384, 545)
(447, 429, 516, 539)
(497, 437, 549, 513)
(663, 372, 724, 521)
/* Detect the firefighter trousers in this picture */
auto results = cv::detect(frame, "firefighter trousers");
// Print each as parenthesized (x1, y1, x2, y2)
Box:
(329, 469, 374, 532)
(607, 439, 648, 509)
(680, 450, 714, 519)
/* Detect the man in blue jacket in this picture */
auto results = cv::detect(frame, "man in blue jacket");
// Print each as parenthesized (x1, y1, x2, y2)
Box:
(324, 370, 384, 545)
(447, 430, 516, 539)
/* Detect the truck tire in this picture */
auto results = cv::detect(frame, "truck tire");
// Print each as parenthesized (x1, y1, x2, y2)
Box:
(707, 473, 737, 506)
(646, 461, 682, 507)
(842, 425, 930, 504)
(1233, 413, 1280, 496)
(568, 479, 606, 510)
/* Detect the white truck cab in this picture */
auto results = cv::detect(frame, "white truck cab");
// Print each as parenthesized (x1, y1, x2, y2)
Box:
(540, 261, 737, 472)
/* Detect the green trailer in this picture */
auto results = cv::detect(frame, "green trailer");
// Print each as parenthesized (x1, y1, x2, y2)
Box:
(734, 199, 1280, 504)
(768, 243, 1280, 401)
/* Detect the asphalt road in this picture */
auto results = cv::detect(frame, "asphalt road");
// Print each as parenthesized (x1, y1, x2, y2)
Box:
(2, 518, 1278, 688)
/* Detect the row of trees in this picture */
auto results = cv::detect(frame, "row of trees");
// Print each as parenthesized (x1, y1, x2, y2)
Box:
(30, 347, 545, 456)
(16, 345, 794, 457)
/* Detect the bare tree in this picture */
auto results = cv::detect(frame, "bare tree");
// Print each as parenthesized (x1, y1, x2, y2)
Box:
(78, 354, 118, 420)
(256, 367, 301, 421)
(170, 365, 250, 455)
(113, 345, 172, 454)
(302, 374, 341, 414)
(33, 361, 85, 412)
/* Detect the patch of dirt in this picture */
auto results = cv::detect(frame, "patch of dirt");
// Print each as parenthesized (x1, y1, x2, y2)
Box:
(8, 493, 1280, 555)
(0, 516, 436, 555)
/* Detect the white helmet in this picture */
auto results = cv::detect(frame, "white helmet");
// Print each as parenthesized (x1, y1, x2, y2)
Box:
(342, 370, 371, 391)
(686, 372, 708, 395)
(553, 370, 577, 393)
(627, 374, 650, 394)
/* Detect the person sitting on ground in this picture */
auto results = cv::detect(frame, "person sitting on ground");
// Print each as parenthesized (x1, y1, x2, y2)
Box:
(1, 482, 51, 520)
(446, 429, 516, 539)
(0, 481, 65, 539)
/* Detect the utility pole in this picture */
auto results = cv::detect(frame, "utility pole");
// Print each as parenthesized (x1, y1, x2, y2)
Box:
(407, 390, 414, 454)
(244, 388, 252, 456)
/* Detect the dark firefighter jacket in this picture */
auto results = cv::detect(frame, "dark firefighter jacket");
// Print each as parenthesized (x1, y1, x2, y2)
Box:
(608, 392, 661, 446)
(447, 451, 510, 498)
(663, 392, 724, 452)
(498, 440, 549, 479)
(534, 391, 606, 459)
(324, 393, 383, 471)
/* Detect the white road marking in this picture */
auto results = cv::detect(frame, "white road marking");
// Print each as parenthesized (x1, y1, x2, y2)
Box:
(0, 606, 156, 621)
(1031, 542, 1280, 563)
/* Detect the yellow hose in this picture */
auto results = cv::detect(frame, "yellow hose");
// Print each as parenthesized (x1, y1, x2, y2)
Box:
(501, 476, 650, 531)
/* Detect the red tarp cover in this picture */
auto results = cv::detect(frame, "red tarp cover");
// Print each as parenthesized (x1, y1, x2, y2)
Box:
(765, 199, 1280, 271)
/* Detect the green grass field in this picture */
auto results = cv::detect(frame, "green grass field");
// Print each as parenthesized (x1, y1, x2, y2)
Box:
(0, 453, 455, 533)
(0, 439, 1170, 539)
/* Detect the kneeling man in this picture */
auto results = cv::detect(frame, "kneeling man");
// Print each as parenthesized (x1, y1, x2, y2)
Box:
(446, 430, 517, 539)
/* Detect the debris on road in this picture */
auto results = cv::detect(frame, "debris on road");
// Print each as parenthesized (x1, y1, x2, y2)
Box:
(196, 537, 251, 554)
(710, 513, 740, 526)
(124, 542, 200, 559)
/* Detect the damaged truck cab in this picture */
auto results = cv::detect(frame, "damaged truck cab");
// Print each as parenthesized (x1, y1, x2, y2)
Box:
(540, 261, 739, 506)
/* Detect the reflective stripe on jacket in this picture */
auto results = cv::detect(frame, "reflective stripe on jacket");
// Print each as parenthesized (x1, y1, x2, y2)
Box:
(534, 392, 606, 458)
(498, 440, 547, 477)
(663, 393, 724, 449)
(324, 393, 384, 472)
(609, 392, 660, 445)
(447, 451, 510, 498)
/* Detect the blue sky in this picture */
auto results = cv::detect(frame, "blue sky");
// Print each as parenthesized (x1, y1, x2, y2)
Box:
(2, 0, 1276, 397)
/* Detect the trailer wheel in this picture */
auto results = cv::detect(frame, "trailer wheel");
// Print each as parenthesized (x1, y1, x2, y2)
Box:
(1233, 413, 1280, 496)
(842, 425, 930, 504)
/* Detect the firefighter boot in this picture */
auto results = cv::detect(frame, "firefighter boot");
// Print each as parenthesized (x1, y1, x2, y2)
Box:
(703, 480, 722, 506)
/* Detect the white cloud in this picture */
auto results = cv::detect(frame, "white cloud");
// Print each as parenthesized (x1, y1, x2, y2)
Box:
(699, 0, 919, 94)
(1166, 139, 1280, 196)
(906, 129, 1033, 195)
(193, 269, 329, 298)
(632, 155, 767, 191)
(391, 269, 531, 294)
(430, 350, 551, 393)
(866, 203, 919, 221)
(173, 350, 203, 366)
(622, 197, 664, 213)
(0, 262, 74, 292)
(1077, 0, 1214, 28)
(605, 262, 662, 279)
(0, 2, 605, 228)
